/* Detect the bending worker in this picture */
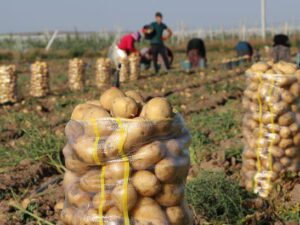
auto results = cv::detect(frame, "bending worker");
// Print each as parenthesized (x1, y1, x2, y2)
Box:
(186, 38, 207, 68)
(112, 32, 141, 86)
(272, 34, 291, 62)
(148, 12, 172, 73)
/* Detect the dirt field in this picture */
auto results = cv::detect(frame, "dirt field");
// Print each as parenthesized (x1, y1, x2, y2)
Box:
(0, 46, 299, 225)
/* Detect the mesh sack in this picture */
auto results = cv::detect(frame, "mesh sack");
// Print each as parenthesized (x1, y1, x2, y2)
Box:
(129, 54, 140, 81)
(95, 58, 112, 88)
(0, 65, 17, 104)
(30, 61, 49, 97)
(68, 58, 86, 91)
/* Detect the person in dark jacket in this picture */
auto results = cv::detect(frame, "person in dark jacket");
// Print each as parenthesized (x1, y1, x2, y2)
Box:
(272, 34, 291, 62)
(235, 41, 253, 60)
(140, 47, 174, 70)
(186, 38, 206, 68)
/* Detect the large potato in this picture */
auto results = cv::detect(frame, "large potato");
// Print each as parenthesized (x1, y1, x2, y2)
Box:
(132, 170, 161, 197)
(278, 112, 295, 126)
(61, 207, 75, 225)
(131, 141, 166, 170)
(155, 158, 177, 183)
(71, 103, 110, 121)
(92, 190, 113, 213)
(251, 62, 269, 73)
(105, 161, 130, 183)
(125, 90, 145, 105)
(155, 184, 184, 207)
(111, 97, 139, 118)
(80, 169, 115, 192)
(111, 183, 137, 212)
(73, 136, 104, 164)
(144, 97, 173, 120)
(104, 118, 154, 159)
(100, 88, 125, 111)
(66, 183, 92, 208)
(131, 197, 167, 225)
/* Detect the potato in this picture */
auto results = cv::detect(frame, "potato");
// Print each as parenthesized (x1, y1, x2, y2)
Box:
(104, 118, 154, 159)
(289, 123, 299, 135)
(100, 88, 125, 111)
(92, 191, 113, 213)
(281, 90, 295, 104)
(289, 83, 300, 97)
(272, 162, 284, 173)
(105, 206, 122, 217)
(280, 157, 292, 167)
(164, 139, 182, 156)
(131, 141, 166, 170)
(273, 102, 289, 115)
(270, 146, 284, 158)
(63, 170, 80, 189)
(267, 133, 281, 145)
(125, 90, 144, 105)
(80, 169, 103, 192)
(65, 120, 84, 142)
(285, 147, 297, 157)
(111, 183, 137, 212)
(243, 149, 256, 159)
(155, 184, 184, 207)
(166, 206, 185, 225)
(73, 136, 104, 164)
(111, 97, 139, 118)
(279, 138, 293, 149)
(278, 112, 295, 126)
(144, 97, 173, 120)
(279, 127, 292, 139)
(251, 62, 269, 73)
(105, 161, 130, 183)
(61, 207, 74, 225)
(243, 159, 257, 170)
(293, 133, 300, 145)
(132, 170, 161, 197)
(131, 197, 167, 225)
(63, 144, 90, 174)
(66, 183, 92, 208)
(71, 103, 110, 121)
(76, 209, 99, 225)
(155, 158, 177, 183)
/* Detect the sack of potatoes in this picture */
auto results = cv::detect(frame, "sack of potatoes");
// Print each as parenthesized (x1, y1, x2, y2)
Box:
(0, 65, 17, 104)
(241, 61, 300, 198)
(95, 58, 112, 88)
(68, 58, 86, 91)
(30, 61, 50, 97)
(61, 88, 193, 225)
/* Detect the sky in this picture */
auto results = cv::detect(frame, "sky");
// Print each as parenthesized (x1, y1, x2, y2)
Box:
(0, 0, 300, 34)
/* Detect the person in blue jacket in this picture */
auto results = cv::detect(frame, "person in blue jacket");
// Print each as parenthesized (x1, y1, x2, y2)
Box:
(235, 41, 253, 60)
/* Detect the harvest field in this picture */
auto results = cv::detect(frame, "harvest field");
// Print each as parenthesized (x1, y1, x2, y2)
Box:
(0, 36, 299, 225)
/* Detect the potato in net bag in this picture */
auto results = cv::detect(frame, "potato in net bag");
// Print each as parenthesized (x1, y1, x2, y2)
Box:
(61, 88, 193, 225)
(68, 58, 86, 91)
(30, 61, 50, 97)
(0, 65, 17, 104)
(241, 61, 300, 198)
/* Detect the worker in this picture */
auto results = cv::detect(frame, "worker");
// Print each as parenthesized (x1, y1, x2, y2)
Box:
(271, 34, 291, 62)
(235, 41, 253, 61)
(140, 47, 174, 70)
(111, 32, 141, 87)
(147, 12, 173, 73)
(186, 38, 207, 69)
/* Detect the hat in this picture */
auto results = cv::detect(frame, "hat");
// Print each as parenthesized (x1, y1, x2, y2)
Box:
(133, 32, 142, 42)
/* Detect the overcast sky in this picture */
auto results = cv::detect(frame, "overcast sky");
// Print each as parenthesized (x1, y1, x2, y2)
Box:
(0, 0, 300, 34)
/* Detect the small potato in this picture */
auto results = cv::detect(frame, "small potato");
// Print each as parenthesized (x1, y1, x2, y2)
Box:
(125, 90, 144, 105)
(280, 157, 292, 167)
(131, 197, 167, 225)
(131, 141, 166, 170)
(279, 127, 292, 139)
(105, 161, 130, 183)
(243, 149, 256, 159)
(73, 136, 104, 164)
(243, 159, 257, 170)
(66, 183, 92, 208)
(100, 88, 125, 111)
(281, 91, 295, 104)
(267, 133, 280, 145)
(273, 102, 289, 116)
(155, 158, 177, 183)
(61, 207, 75, 225)
(279, 138, 293, 149)
(164, 139, 182, 156)
(293, 133, 300, 146)
(262, 112, 275, 125)
(132, 170, 161, 197)
(92, 191, 113, 213)
(111, 97, 139, 118)
(166, 206, 189, 225)
(144, 97, 173, 120)
(272, 162, 284, 173)
(289, 123, 299, 135)
(63, 170, 80, 189)
(76, 209, 99, 225)
(155, 184, 184, 207)
(111, 183, 137, 212)
(278, 112, 295, 126)
(285, 147, 297, 157)
(79, 169, 115, 192)
(270, 146, 284, 158)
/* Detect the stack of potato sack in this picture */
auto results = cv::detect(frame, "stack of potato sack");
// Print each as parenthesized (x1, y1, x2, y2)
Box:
(119, 58, 129, 83)
(68, 58, 86, 91)
(61, 88, 193, 225)
(129, 54, 140, 81)
(0, 65, 17, 104)
(30, 61, 49, 97)
(242, 61, 300, 198)
(95, 58, 112, 88)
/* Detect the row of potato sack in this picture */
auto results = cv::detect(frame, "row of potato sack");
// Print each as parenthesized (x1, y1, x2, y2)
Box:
(60, 88, 193, 225)
(0, 65, 17, 104)
(241, 61, 300, 198)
